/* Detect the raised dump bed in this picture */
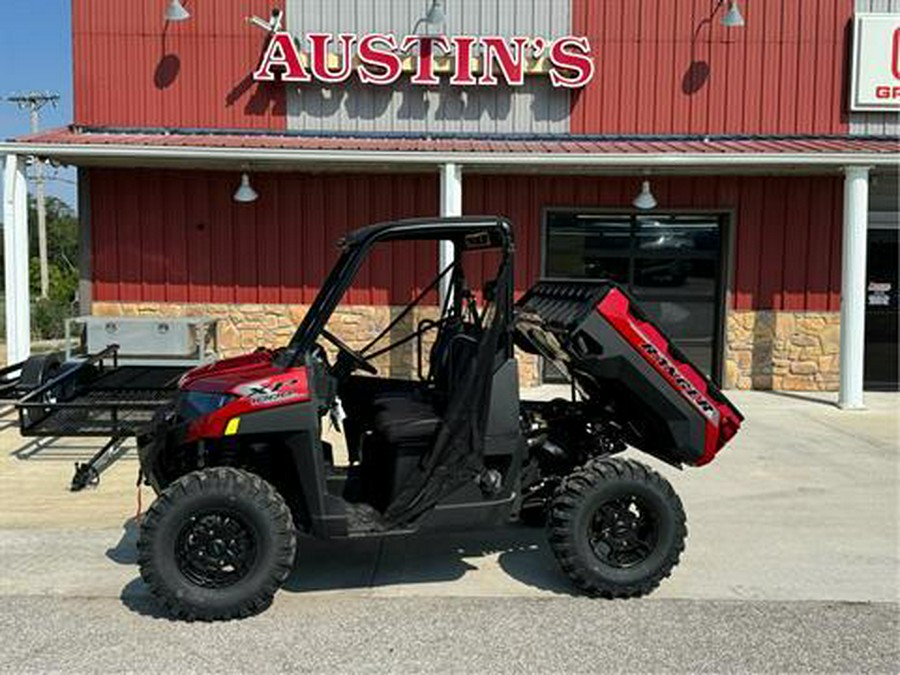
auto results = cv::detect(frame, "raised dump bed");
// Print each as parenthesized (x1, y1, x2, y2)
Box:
(516, 279, 743, 467)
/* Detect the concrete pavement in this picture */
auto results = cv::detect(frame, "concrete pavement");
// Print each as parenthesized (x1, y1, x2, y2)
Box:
(0, 390, 897, 672)
(0, 595, 896, 673)
(1, 390, 897, 602)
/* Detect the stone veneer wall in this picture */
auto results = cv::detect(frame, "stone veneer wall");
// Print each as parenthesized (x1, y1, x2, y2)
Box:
(724, 311, 841, 391)
(91, 302, 541, 386)
(93, 302, 841, 391)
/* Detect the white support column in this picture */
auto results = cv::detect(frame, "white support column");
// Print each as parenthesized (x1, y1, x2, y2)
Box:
(838, 166, 870, 410)
(3, 154, 31, 365)
(439, 162, 462, 307)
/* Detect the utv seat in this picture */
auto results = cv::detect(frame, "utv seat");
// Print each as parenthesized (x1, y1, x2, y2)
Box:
(363, 395, 441, 511)
(373, 396, 441, 445)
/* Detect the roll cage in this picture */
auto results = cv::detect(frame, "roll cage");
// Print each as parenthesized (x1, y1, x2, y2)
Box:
(279, 217, 516, 369)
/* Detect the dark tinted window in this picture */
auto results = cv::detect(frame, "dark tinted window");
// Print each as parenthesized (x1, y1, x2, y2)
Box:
(544, 211, 725, 382)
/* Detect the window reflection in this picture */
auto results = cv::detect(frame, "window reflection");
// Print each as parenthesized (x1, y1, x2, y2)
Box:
(544, 211, 724, 382)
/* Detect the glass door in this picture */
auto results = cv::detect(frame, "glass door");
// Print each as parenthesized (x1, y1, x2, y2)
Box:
(543, 211, 726, 383)
(864, 227, 899, 391)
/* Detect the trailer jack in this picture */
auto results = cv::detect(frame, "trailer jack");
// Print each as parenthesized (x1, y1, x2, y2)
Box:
(71, 437, 129, 491)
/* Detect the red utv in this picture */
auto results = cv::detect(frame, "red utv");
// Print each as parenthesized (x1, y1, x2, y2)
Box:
(136, 217, 743, 620)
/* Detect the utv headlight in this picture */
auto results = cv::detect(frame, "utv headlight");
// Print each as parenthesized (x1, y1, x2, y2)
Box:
(177, 391, 236, 421)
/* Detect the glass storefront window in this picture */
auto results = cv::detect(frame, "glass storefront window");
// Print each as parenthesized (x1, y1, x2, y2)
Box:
(545, 213, 631, 281)
(544, 211, 726, 383)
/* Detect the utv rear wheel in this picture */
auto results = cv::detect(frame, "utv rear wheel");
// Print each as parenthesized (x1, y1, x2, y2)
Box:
(138, 467, 296, 621)
(548, 458, 686, 598)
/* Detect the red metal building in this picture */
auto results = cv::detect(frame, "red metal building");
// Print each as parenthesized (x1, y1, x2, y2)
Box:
(2, 0, 898, 400)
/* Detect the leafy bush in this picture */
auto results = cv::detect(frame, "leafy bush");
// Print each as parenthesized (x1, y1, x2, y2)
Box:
(31, 296, 72, 340)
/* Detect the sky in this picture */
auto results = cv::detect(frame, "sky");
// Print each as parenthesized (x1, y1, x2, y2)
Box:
(0, 1, 77, 209)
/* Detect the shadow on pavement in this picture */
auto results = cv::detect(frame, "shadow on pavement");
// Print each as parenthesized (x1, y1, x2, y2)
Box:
(10, 435, 136, 462)
(114, 522, 577, 619)
(282, 525, 576, 596)
(760, 390, 839, 408)
(106, 517, 140, 565)
(120, 578, 173, 620)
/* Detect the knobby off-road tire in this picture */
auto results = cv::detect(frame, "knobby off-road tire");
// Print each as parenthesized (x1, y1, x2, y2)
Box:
(548, 458, 686, 598)
(138, 467, 297, 621)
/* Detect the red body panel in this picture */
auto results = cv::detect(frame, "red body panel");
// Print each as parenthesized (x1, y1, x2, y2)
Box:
(179, 350, 286, 392)
(178, 350, 310, 441)
(596, 290, 743, 466)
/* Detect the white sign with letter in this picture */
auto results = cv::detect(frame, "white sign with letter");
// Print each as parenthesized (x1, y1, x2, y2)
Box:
(851, 13, 900, 111)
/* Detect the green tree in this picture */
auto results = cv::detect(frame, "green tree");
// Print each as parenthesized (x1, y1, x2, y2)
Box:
(29, 196, 79, 277)
(0, 195, 80, 339)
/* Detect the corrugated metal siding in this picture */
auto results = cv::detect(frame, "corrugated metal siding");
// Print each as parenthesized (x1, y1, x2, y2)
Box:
(463, 174, 845, 312)
(91, 168, 843, 312)
(849, 0, 900, 135)
(571, 0, 852, 135)
(855, 0, 900, 14)
(285, 0, 571, 134)
(73, 0, 286, 129)
(90, 169, 439, 305)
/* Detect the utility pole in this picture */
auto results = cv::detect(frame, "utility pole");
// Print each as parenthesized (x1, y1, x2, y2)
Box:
(5, 92, 59, 299)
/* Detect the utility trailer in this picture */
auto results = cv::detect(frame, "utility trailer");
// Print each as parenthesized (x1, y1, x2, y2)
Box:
(0, 360, 30, 402)
(13, 316, 217, 490)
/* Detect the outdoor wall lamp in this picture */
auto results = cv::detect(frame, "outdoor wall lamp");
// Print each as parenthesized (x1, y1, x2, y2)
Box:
(233, 173, 259, 203)
(248, 7, 284, 33)
(424, 0, 446, 25)
(720, 1, 746, 28)
(165, 0, 190, 22)
(413, 0, 446, 34)
(633, 180, 658, 211)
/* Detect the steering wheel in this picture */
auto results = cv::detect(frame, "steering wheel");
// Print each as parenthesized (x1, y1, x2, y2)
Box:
(320, 329, 377, 375)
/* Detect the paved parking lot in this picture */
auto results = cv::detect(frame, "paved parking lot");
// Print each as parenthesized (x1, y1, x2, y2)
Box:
(0, 390, 897, 672)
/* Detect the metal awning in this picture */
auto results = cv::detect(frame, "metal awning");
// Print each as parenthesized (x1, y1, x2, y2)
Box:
(3, 127, 896, 408)
(1, 127, 897, 171)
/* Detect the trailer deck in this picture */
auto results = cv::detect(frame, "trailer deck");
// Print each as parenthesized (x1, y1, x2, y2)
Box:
(18, 364, 185, 438)
(10, 316, 217, 491)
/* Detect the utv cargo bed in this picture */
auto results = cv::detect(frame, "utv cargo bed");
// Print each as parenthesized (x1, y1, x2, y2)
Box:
(516, 280, 743, 467)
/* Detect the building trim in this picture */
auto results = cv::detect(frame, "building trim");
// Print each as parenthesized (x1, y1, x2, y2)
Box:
(0, 142, 897, 171)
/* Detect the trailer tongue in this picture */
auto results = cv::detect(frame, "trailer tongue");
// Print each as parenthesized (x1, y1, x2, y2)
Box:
(515, 280, 743, 467)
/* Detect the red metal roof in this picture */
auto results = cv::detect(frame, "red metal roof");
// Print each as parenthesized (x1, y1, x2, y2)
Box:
(10, 127, 900, 157)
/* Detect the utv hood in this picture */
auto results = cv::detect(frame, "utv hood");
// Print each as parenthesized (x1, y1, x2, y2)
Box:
(178, 350, 284, 394)
(515, 280, 743, 467)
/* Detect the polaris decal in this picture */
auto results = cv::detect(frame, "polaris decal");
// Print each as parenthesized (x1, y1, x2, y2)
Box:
(640, 342, 718, 420)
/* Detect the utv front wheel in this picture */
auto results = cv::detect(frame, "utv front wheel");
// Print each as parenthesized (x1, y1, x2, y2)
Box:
(548, 458, 686, 598)
(138, 467, 296, 621)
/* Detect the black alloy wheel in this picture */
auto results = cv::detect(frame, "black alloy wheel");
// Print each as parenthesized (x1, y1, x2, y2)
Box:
(588, 494, 658, 569)
(175, 509, 259, 589)
(548, 457, 686, 598)
(138, 467, 296, 621)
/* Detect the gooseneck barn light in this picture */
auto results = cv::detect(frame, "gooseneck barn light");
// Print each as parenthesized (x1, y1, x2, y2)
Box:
(165, 0, 190, 22)
(248, 7, 284, 33)
(233, 173, 259, 203)
(413, 0, 447, 34)
(720, 1, 746, 28)
(424, 0, 447, 25)
(633, 180, 658, 211)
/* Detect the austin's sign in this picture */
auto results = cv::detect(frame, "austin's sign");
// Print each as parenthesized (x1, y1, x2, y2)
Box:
(252, 33, 595, 88)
